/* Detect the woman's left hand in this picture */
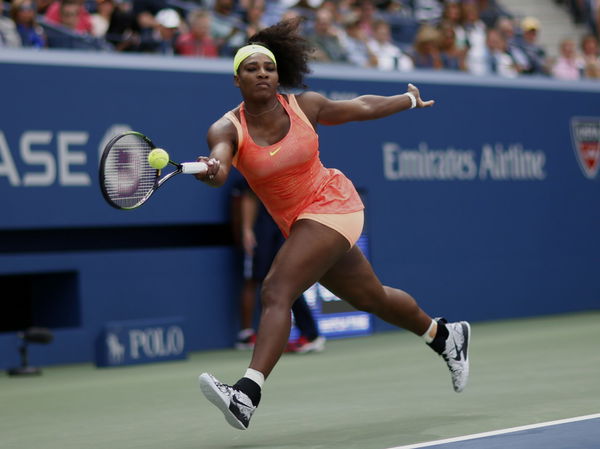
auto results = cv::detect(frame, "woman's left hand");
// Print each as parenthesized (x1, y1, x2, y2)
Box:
(408, 83, 435, 108)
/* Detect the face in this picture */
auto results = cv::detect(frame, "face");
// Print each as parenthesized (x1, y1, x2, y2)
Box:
(444, 3, 460, 22)
(461, 3, 478, 23)
(314, 10, 332, 34)
(486, 30, 504, 51)
(60, 4, 80, 29)
(97, 0, 114, 15)
(374, 23, 390, 43)
(191, 15, 210, 37)
(497, 18, 513, 38)
(561, 40, 576, 58)
(582, 37, 598, 55)
(235, 53, 278, 100)
(524, 28, 538, 43)
(16, 1, 36, 24)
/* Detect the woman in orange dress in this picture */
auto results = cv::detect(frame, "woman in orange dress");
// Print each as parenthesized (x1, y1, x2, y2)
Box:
(196, 18, 471, 430)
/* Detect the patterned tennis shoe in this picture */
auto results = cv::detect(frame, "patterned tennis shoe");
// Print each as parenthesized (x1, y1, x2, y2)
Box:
(199, 373, 256, 430)
(438, 318, 471, 393)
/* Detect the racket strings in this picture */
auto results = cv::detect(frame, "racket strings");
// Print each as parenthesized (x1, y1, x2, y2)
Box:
(102, 135, 157, 208)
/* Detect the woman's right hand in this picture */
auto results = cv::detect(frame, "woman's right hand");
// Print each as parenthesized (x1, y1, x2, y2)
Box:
(194, 156, 221, 182)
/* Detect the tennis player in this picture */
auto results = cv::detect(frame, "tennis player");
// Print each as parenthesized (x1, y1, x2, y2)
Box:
(196, 18, 471, 430)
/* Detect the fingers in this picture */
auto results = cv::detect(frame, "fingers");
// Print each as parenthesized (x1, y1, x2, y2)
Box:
(407, 83, 435, 109)
(195, 156, 220, 181)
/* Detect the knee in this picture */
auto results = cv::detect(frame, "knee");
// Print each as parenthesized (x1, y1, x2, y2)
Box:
(260, 280, 293, 310)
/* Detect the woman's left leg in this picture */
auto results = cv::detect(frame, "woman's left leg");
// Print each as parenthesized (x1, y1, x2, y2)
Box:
(319, 245, 470, 394)
(319, 245, 433, 335)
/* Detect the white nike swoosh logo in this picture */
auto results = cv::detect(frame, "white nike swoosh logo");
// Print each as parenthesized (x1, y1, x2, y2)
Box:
(269, 146, 281, 156)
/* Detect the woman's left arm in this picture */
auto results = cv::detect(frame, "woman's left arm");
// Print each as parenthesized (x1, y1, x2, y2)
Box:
(300, 83, 435, 126)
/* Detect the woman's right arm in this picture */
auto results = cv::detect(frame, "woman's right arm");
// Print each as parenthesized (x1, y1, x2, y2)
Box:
(195, 116, 238, 187)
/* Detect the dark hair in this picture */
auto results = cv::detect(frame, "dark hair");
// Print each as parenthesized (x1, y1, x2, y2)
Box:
(247, 18, 312, 89)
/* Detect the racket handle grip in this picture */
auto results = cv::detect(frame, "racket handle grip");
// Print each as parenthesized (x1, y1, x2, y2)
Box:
(181, 162, 208, 175)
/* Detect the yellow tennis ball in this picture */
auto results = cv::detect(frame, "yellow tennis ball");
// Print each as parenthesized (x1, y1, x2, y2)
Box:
(148, 148, 169, 169)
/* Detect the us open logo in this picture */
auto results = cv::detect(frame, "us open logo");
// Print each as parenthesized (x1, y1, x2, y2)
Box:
(570, 117, 600, 179)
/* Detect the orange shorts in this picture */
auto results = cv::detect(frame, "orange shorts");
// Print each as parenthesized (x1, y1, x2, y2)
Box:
(296, 210, 364, 249)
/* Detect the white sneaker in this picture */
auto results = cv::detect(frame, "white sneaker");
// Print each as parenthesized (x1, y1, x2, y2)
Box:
(198, 373, 256, 430)
(439, 319, 471, 393)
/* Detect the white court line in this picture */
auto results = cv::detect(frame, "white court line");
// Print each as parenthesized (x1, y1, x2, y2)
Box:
(387, 413, 600, 449)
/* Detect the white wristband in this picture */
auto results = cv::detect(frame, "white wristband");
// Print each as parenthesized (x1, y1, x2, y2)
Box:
(405, 92, 417, 109)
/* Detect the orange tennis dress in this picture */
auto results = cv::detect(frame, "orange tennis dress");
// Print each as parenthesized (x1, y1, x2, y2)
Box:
(225, 94, 364, 238)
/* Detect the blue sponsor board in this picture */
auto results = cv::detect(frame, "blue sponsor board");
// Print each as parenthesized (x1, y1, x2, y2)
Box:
(0, 50, 599, 369)
(96, 317, 187, 367)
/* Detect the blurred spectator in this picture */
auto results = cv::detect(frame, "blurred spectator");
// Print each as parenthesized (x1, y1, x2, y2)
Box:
(242, 0, 267, 39)
(176, 9, 218, 57)
(278, 0, 325, 13)
(440, 0, 467, 50)
(337, 0, 356, 22)
(45, 0, 93, 34)
(306, 7, 348, 62)
(131, 0, 170, 51)
(320, 0, 347, 26)
(10, 0, 45, 47)
(210, 0, 245, 56)
(367, 19, 413, 70)
(475, 0, 510, 28)
(151, 8, 180, 54)
(354, 0, 381, 39)
(0, 0, 22, 47)
(380, 0, 412, 17)
(495, 15, 529, 73)
(411, 24, 442, 69)
(104, 0, 139, 51)
(475, 27, 518, 77)
(36, 0, 54, 15)
(552, 37, 583, 80)
(412, 0, 443, 24)
(461, 0, 487, 70)
(515, 16, 549, 75)
(279, 8, 306, 34)
(437, 21, 466, 70)
(580, 33, 600, 78)
(91, 0, 115, 37)
(259, 0, 286, 27)
(45, 0, 111, 48)
(341, 18, 378, 68)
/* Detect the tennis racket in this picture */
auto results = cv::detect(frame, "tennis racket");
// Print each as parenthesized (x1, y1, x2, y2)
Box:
(99, 131, 207, 210)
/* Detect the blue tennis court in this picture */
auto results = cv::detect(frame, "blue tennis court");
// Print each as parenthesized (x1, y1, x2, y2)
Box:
(389, 414, 600, 449)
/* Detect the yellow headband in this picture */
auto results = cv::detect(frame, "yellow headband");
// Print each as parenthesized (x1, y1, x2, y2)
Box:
(233, 44, 277, 74)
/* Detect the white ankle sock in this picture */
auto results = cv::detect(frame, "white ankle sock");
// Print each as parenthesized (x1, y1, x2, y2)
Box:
(421, 319, 437, 344)
(244, 368, 265, 388)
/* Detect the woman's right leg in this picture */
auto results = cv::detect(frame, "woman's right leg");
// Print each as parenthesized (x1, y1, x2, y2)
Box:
(248, 219, 351, 377)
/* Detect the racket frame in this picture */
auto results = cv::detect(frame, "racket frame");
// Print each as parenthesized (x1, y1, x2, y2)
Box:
(99, 131, 189, 210)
